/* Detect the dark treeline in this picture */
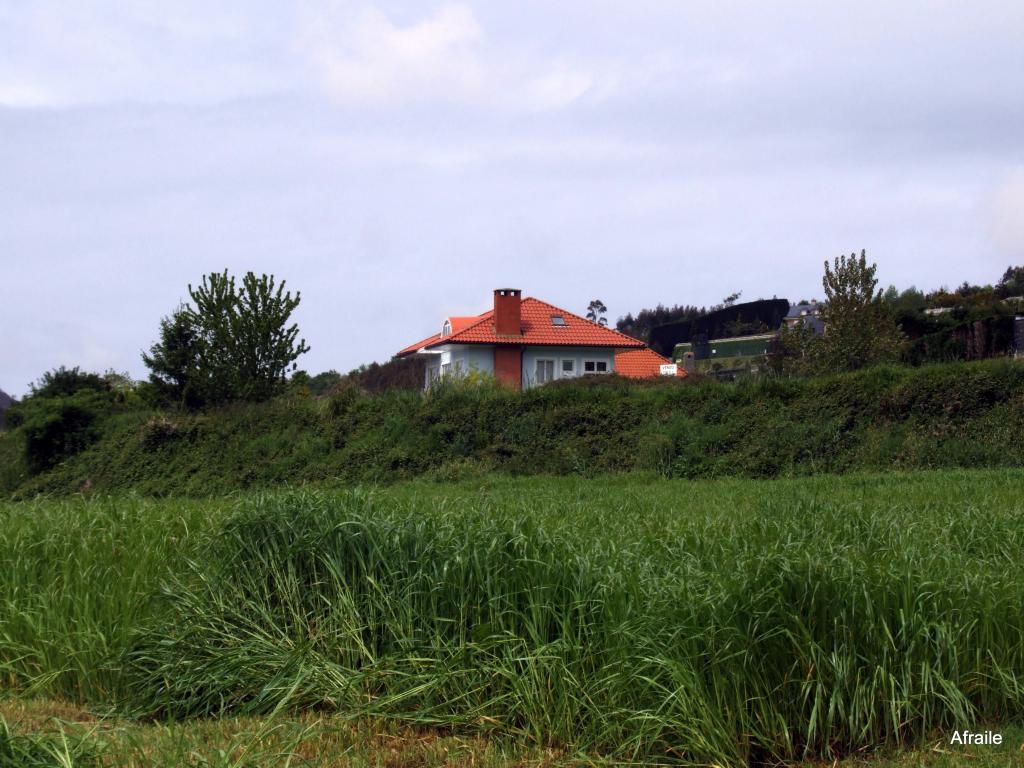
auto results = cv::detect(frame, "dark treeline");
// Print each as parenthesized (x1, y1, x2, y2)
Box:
(616, 304, 706, 341)
(617, 264, 1024, 345)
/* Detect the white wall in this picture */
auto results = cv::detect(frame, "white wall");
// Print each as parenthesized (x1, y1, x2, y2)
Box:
(521, 346, 615, 389)
(422, 355, 442, 387)
(421, 344, 617, 389)
(421, 344, 494, 388)
(448, 345, 494, 375)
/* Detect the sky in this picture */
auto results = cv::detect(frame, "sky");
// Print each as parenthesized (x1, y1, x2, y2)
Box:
(1, 1, 1023, 396)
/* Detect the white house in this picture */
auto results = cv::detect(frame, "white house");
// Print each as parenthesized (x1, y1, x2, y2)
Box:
(397, 288, 685, 389)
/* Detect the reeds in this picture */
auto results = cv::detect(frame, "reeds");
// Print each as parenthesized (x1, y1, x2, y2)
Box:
(2, 472, 1023, 765)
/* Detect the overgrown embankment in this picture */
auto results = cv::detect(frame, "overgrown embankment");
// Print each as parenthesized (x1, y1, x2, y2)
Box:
(2, 360, 1023, 496)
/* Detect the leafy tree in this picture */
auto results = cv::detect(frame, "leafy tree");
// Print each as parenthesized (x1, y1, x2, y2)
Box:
(143, 272, 310, 407)
(996, 265, 1024, 299)
(882, 285, 927, 317)
(142, 307, 204, 408)
(881, 286, 929, 340)
(27, 366, 108, 399)
(769, 320, 819, 376)
(586, 299, 608, 326)
(817, 250, 904, 372)
(288, 370, 343, 396)
(308, 370, 343, 395)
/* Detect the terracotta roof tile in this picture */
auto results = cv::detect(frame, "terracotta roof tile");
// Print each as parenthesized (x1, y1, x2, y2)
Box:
(615, 347, 687, 379)
(446, 316, 479, 333)
(397, 297, 644, 356)
(397, 332, 443, 356)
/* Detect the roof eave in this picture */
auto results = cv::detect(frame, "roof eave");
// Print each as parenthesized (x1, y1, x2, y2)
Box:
(435, 339, 645, 348)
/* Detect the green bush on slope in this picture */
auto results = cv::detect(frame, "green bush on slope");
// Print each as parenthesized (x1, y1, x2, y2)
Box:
(4, 360, 1024, 496)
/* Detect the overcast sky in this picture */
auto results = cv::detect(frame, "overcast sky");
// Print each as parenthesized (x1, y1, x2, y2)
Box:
(2, 1, 1023, 396)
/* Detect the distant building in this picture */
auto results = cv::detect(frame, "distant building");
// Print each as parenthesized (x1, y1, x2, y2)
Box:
(784, 301, 825, 335)
(647, 298, 789, 356)
(669, 301, 826, 378)
(397, 288, 683, 389)
(675, 333, 776, 361)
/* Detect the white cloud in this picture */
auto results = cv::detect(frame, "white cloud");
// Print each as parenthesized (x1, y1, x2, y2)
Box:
(300, 3, 604, 111)
(0, 2, 296, 108)
(0, 81, 53, 107)
(992, 167, 1024, 259)
(302, 3, 485, 105)
(521, 67, 593, 111)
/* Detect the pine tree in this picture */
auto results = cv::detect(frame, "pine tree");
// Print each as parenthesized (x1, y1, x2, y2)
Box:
(586, 299, 608, 326)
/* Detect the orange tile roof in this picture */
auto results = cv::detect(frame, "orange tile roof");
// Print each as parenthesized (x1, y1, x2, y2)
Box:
(446, 316, 478, 333)
(614, 347, 687, 379)
(398, 297, 645, 356)
(397, 332, 443, 356)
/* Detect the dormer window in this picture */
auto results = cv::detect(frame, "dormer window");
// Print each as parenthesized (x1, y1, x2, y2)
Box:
(551, 315, 567, 326)
(442, 319, 452, 336)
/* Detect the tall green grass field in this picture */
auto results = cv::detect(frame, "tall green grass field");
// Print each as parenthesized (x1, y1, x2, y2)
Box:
(2, 473, 1023, 765)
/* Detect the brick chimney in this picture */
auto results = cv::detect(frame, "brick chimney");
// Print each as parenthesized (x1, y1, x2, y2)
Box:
(493, 288, 522, 336)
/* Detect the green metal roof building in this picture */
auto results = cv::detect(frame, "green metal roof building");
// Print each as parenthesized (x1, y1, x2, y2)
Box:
(674, 333, 776, 362)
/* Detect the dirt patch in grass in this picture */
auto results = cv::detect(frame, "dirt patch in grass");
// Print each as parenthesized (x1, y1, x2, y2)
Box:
(0, 697, 97, 730)
(0, 699, 567, 767)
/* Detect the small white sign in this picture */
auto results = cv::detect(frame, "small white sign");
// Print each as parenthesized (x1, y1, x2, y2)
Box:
(659, 363, 678, 376)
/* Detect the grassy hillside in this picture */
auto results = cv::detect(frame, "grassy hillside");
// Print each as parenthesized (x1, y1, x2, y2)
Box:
(2, 359, 1024, 497)
(1, 473, 1022, 765)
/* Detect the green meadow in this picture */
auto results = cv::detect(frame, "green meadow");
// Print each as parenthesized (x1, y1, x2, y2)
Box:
(2, 472, 1023, 766)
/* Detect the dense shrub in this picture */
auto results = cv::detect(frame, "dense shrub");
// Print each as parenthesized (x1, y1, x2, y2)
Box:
(138, 415, 181, 451)
(26, 366, 109, 399)
(4, 360, 1024, 497)
(11, 392, 108, 474)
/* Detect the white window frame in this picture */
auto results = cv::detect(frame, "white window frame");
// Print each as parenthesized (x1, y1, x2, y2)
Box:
(534, 357, 556, 385)
(583, 358, 610, 375)
(442, 320, 452, 336)
(441, 362, 452, 377)
(559, 358, 577, 378)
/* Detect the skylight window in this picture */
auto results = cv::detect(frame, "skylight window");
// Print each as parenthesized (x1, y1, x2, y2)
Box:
(551, 315, 567, 326)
